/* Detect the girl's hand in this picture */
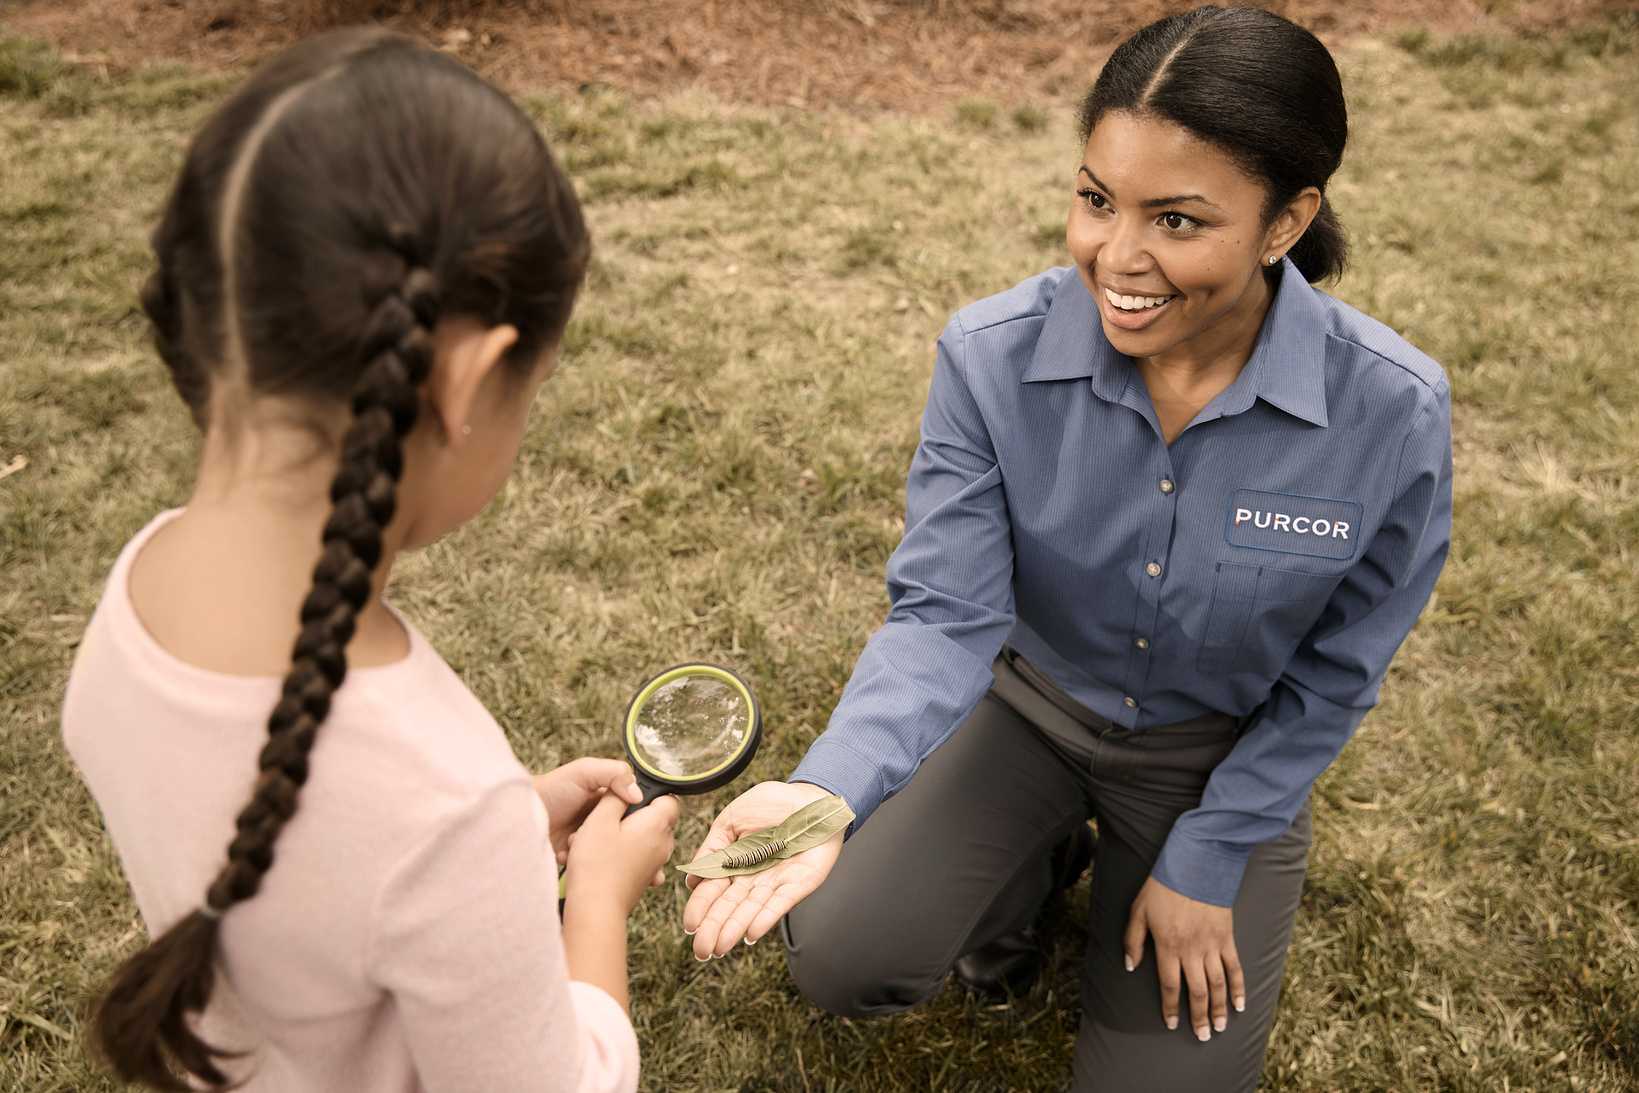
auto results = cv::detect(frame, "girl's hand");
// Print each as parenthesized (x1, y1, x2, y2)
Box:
(533, 758, 643, 864)
(564, 791, 679, 914)
(1124, 875, 1245, 1042)
(681, 781, 842, 960)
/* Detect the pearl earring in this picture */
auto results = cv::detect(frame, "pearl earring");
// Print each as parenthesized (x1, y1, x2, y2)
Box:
(1267, 254, 1280, 266)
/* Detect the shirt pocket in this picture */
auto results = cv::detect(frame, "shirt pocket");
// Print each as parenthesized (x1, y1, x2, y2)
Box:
(1196, 563, 1342, 675)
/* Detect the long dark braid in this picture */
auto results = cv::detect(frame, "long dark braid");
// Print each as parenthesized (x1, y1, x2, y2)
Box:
(97, 241, 441, 1091)
(209, 245, 438, 914)
(91, 28, 587, 1091)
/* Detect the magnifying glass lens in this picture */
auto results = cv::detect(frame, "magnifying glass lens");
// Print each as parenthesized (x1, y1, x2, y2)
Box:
(630, 675, 750, 778)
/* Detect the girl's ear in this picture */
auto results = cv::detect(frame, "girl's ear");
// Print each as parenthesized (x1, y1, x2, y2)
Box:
(424, 320, 520, 445)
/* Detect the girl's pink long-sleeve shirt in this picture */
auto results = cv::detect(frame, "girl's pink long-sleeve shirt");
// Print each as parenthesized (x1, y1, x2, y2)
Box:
(63, 511, 640, 1092)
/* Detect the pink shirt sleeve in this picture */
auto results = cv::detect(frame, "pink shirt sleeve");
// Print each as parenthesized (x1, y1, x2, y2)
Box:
(366, 779, 639, 1093)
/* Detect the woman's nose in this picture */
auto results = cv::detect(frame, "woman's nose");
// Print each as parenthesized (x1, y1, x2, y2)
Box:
(1100, 218, 1152, 274)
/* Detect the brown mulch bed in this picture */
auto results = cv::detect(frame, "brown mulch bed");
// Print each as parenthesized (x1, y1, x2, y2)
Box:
(5, 0, 1630, 110)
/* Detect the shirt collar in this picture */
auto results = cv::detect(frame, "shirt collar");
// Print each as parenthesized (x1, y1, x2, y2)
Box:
(1022, 271, 1127, 400)
(1023, 259, 1330, 428)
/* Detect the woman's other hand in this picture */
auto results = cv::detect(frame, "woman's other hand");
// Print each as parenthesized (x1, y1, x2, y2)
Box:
(1124, 875, 1245, 1042)
(533, 757, 642, 865)
(681, 780, 842, 960)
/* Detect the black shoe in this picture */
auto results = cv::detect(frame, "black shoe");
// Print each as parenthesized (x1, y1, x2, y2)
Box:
(952, 921, 1045, 1003)
(953, 823, 1093, 1003)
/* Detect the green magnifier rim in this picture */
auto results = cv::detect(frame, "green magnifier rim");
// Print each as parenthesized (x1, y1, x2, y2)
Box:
(623, 663, 761, 787)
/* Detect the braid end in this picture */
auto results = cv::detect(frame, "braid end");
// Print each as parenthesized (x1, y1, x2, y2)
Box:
(93, 910, 240, 1091)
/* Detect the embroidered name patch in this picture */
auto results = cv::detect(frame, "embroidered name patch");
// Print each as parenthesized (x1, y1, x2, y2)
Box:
(1224, 489, 1363, 561)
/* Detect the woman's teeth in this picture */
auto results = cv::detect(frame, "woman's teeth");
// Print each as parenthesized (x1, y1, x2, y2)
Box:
(1104, 288, 1174, 311)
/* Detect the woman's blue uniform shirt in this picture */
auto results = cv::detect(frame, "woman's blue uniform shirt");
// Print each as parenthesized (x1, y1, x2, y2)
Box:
(792, 259, 1453, 907)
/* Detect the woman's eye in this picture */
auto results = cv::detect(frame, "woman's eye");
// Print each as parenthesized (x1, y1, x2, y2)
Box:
(1078, 188, 1108, 211)
(1160, 212, 1197, 232)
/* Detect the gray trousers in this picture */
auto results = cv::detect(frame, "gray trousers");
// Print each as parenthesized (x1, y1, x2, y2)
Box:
(783, 649, 1312, 1092)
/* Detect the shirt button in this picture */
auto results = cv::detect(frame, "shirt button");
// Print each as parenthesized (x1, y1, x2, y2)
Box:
(1134, 637, 1150, 650)
(1145, 561, 1163, 578)
(1123, 696, 1138, 709)
(1159, 478, 1176, 495)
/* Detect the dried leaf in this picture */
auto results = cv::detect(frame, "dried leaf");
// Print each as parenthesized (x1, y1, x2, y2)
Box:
(679, 794, 854, 879)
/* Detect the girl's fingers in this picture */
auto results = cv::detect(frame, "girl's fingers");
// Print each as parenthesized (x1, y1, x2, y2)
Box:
(561, 757, 639, 799)
(624, 792, 678, 833)
(583, 790, 627, 830)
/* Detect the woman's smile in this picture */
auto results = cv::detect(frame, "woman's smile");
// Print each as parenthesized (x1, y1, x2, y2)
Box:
(1098, 282, 1180, 331)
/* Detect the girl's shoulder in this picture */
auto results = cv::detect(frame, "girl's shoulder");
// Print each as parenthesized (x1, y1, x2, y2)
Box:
(335, 636, 528, 806)
(66, 508, 531, 838)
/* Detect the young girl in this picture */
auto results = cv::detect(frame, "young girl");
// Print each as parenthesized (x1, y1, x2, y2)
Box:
(61, 29, 677, 1093)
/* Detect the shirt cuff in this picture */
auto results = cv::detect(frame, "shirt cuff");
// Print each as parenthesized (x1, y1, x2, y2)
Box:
(1151, 828, 1254, 908)
(566, 980, 640, 1093)
(790, 735, 885, 833)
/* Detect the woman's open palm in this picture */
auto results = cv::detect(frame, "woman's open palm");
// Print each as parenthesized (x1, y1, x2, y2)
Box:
(682, 780, 843, 959)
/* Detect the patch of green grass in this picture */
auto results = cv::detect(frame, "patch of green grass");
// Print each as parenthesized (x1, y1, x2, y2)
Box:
(102, 62, 234, 114)
(1395, 13, 1638, 109)
(835, 226, 899, 272)
(1032, 217, 1066, 249)
(0, 36, 62, 98)
(3, 24, 1639, 1093)
(1527, 161, 1564, 185)
(954, 96, 999, 130)
(1012, 103, 1049, 133)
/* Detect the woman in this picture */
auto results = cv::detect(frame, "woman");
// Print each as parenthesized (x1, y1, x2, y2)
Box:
(683, 7, 1451, 1089)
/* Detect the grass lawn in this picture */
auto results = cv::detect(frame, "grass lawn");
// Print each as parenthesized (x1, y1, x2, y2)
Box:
(2, 18, 1637, 1091)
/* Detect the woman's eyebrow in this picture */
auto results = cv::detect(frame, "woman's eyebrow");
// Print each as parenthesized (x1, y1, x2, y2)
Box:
(1078, 165, 1225, 213)
(1141, 192, 1223, 211)
(1078, 165, 1111, 191)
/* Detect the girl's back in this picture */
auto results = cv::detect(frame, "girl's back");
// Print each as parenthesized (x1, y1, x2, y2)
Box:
(65, 512, 606, 1090)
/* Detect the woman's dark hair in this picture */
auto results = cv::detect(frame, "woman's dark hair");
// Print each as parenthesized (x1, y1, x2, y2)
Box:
(93, 29, 589, 1090)
(1078, 5, 1349, 283)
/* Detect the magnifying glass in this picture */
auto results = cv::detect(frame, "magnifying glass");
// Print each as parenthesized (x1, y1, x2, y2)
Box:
(622, 663, 762, 811)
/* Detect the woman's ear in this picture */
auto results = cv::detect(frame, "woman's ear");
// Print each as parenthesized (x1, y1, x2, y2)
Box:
(1265, 186, 1323, 259)
(423, 319, 520, 445)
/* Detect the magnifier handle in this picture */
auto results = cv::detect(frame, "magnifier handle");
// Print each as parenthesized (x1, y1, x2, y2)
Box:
(624, 778, 668, 817)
